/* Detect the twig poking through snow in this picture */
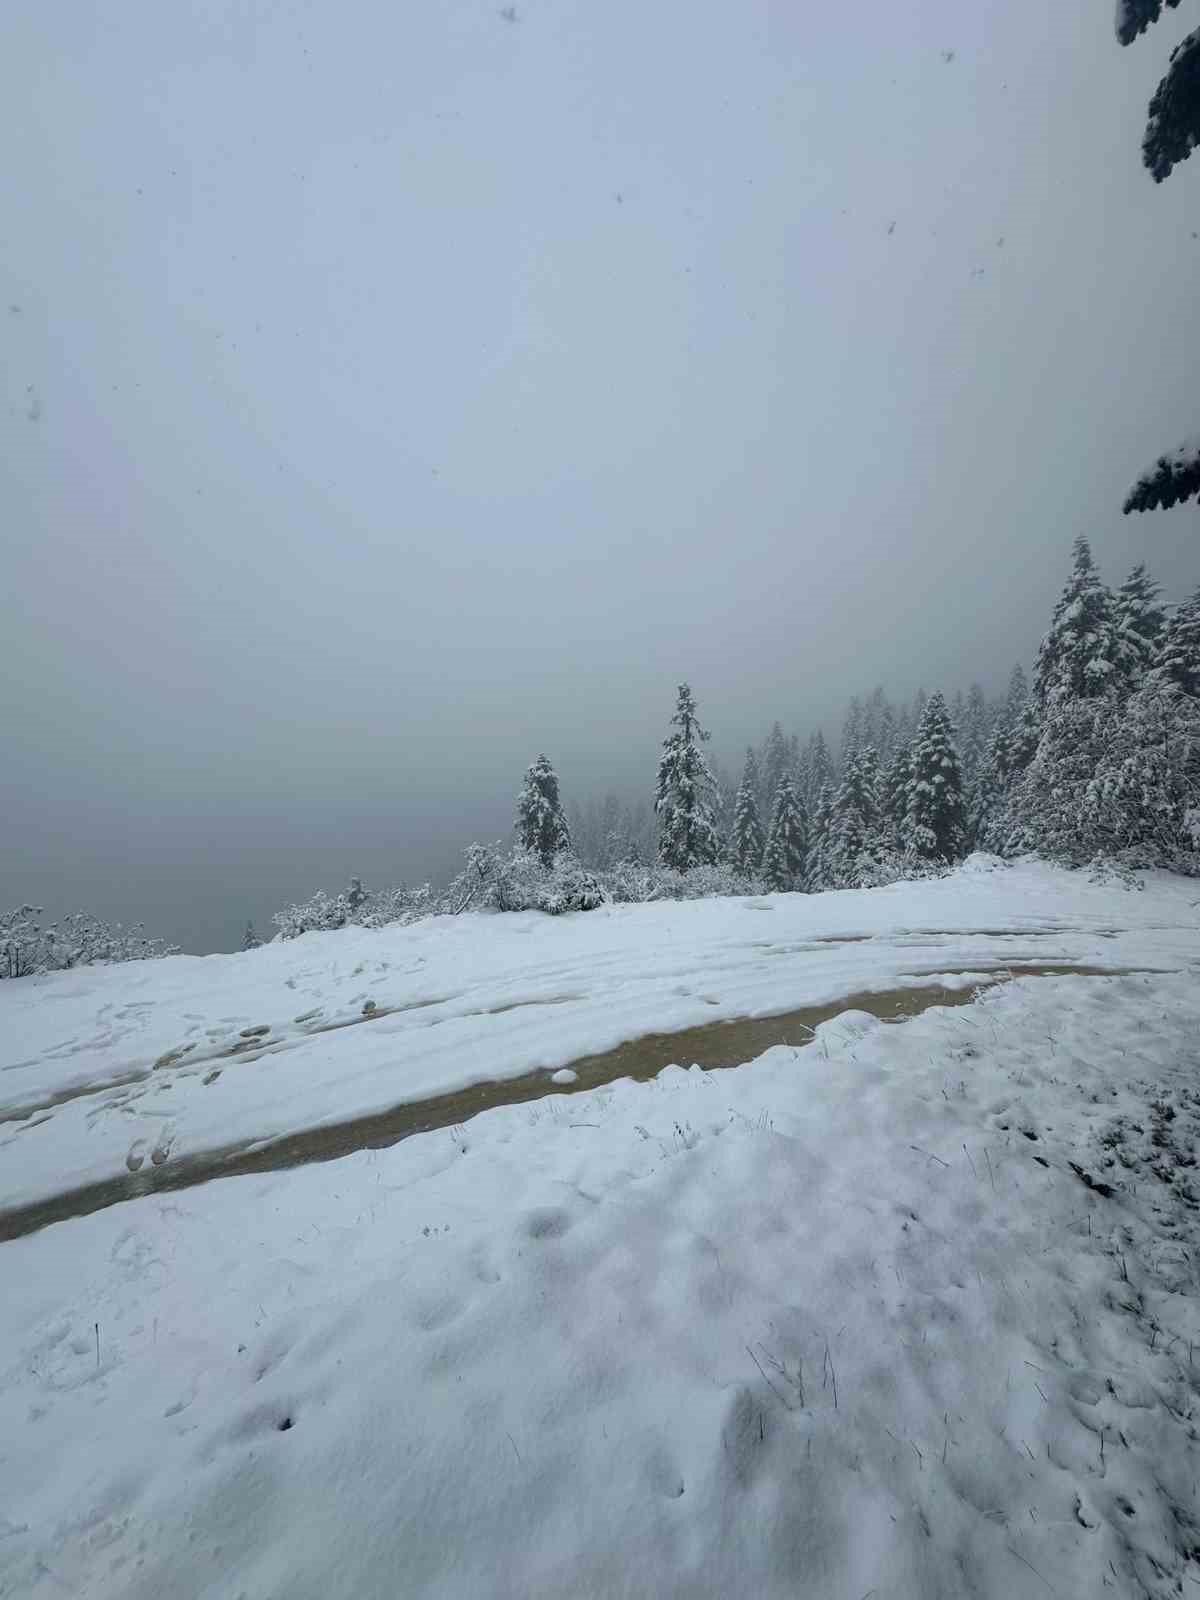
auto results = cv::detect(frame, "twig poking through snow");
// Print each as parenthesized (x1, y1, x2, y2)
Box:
(910, 1145, 949, 1168)
(746, 1343, 792, 1411)
(1006, 1542, 1058, 1594)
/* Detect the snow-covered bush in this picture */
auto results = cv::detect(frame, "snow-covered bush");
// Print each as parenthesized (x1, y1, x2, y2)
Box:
(437, 846, 604, 916)
(838, 850, 953, 891)
(272, 878, 431, 941)
(436, 846, 766, 915)
(1, 905, 44, 979)
(1, 905, 179, 978)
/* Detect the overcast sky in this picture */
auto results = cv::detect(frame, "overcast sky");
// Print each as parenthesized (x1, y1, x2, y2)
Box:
(2, 0, 1199, 952)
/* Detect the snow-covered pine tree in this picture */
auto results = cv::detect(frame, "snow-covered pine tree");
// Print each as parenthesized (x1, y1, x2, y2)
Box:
(879, 740, 913, 851)
(959, 684, 991, 784)
(731, 748, 765, 873)
(806, 780, 836, 891)
(712, 762, 739, 861)
(760, 721, 789, 823)
(516, 754, 571, 866)
(1153, 586, 1200, 699)
(874, 692, 898, 767)
(841, 697, 865, 768)
(655, 684, 719, 870)
(959, 683, 994, 845)
(1034, 537, 1120, 708)
(904, 692, 967, 861)
(800, 730, 834, 813)
(242, 920, 260, 951)
(1000, 663, 1029, 731)
(762, 773, 807, 891)
(827, 747, 882, 885)
(1113, 563, 1167, 688)
(1082, 680, 1200, 866)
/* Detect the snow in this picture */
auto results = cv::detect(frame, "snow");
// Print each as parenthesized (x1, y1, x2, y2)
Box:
(2, 858, 1200, 1596)
(2, 858, 1195, 1221)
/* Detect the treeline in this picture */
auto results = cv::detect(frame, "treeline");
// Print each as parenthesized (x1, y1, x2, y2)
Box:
(269, 539, 1198, 937)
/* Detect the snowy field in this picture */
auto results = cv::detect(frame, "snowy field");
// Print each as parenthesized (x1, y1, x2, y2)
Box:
(2, 858, 1200, 1597)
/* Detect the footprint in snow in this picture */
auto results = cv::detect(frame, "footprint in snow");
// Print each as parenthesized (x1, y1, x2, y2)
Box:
(150, 1127, 175, 1166)
(126, 1138, 147, 1172)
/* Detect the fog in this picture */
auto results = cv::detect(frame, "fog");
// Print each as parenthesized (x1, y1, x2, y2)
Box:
(2, 0, 1198, 952)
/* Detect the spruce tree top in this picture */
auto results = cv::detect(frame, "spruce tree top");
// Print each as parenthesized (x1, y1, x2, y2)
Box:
(1035, 538, 1119, 706)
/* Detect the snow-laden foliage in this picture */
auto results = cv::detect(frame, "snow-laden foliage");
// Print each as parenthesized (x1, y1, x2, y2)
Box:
(987, 547, 1200, 875)
(439, 842, 763, 913)
(272, 878, 431, 940)
(1, 906, 179, 979)
(654, 683, 719, 871)
(241, 921, 261, 951)
(1124, 434, 1200, 514)
(515, 754, 571, 866)
(1082, 682, 1200, 870)
(838, 849, 953, 891)
(1116, 0, 1182, 47)
(797, 729, 833, 813)
(1034, 537, 1120, 707)
(904, 692, 967, 862)
(1113, 563, 1168, 684)
(826, 747, 883, 886)
(1154, 585, 1200, 698)
(603, 859, 768, 904)
(759, 720, 789, 824)
(730, 749, 765, 873)
(805, 780, 838, 891)
(761, 772, 807, 890)
(1143, 27, 1200, 181)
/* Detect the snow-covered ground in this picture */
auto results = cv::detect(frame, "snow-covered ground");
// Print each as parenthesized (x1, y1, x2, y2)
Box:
(2, 858, 1196, 1222)
(2, 859, 1199, 1597)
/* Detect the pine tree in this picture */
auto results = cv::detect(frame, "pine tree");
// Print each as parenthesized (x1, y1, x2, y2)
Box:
(827, 747, 881, 885)
(904, 692, 967, 861)
(242, 920, 260, 951)
(806, 780, 836, 891)
(1153, 586, 1200, 699)
(655, 683, 719, 870)
(1113, 563, 1167, 688)
(760, 721, 789, 823)
(841, 697, 865, 768)
(1034, 538, 1120, 708)
(800, 730, 834, 813)
(762, 773, 807, 891)
(1001, 663, 1029, 730)
(1082, 681, 1200, 864)
(731, 749, 765, 873)
(516, 754, 571, 866)
(879, 740, 913, 850)
(874, 694, 898, 767)
(959, 684, 991, 783)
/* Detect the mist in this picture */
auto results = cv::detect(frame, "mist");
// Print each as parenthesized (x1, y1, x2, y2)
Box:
(3, 0, 1198, 952)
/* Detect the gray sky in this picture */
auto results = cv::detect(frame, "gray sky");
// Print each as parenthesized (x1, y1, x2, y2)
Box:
(3, 0, 1199, 953)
